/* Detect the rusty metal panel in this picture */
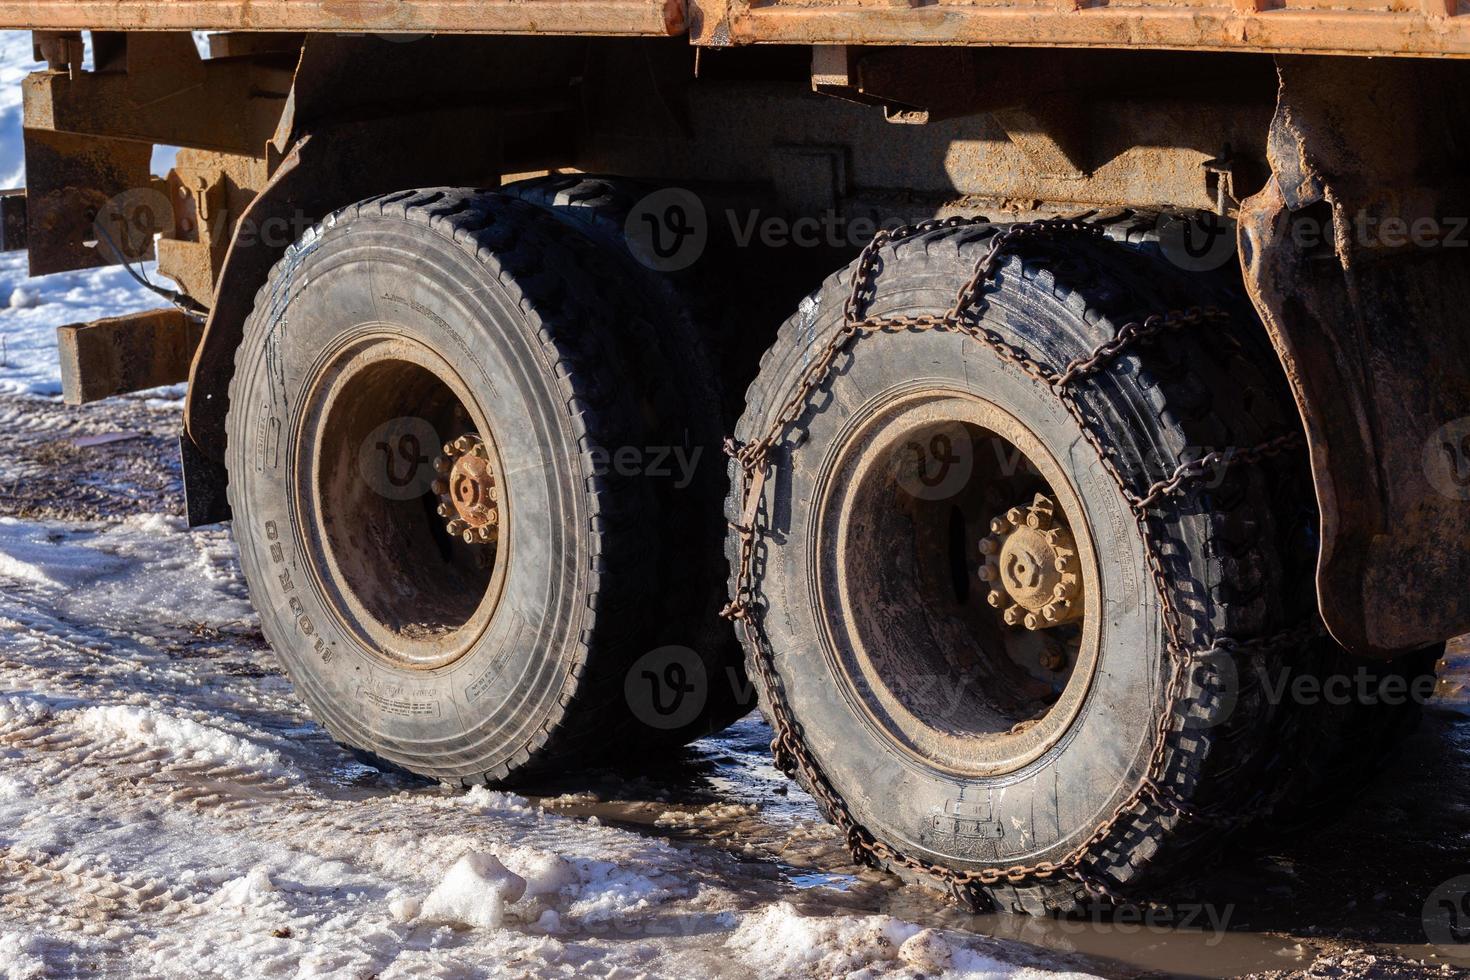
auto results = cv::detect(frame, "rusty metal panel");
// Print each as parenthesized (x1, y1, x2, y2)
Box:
(0, 0, 685, 35)
(1239, 58, 1470, 657)
(691, 0, 1470, 58)
(57, 308, 203, 405)
(22, 33, 286, 156)
(22, 128, 155, 276)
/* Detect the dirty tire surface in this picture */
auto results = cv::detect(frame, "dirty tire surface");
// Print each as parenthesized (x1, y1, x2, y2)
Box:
(227, 189, 736, 785)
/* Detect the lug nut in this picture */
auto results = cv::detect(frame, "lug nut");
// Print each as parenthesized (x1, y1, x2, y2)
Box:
(977, 492, 1085, 633)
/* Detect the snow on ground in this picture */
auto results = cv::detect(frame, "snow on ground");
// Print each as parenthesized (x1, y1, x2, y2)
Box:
(0, 505, 1101, 978)
(0, 250, 170, 398)
(0, 32, 174, 399)
(0, 31, 29, 190)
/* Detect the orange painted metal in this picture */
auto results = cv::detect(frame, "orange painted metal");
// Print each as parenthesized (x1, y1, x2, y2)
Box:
(691, 0, 1470, 58)
(0, 0, 1465, 55)
(0, 0, 686, 36)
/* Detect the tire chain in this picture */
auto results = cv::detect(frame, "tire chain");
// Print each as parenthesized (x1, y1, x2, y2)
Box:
(721, 215, 1313, 911)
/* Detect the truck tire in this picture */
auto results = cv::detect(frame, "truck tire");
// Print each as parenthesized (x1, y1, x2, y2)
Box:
(728, 220, 1309, 912)
(499, 173, 847, 425)
(226, 188, 734, 784)
(498, 174, 755, 740)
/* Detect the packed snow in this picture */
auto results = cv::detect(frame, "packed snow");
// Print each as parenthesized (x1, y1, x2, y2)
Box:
(0, 496, 1108, 978)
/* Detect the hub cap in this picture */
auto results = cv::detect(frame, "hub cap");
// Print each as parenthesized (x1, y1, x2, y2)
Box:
(979, 493, 1084, 631)
(434, 434, 500, 545)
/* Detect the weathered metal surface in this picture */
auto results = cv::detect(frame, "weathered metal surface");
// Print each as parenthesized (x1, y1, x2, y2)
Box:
(0, 190, 24, 251)
(57, 307, 204, 405)
(22, 32, 289, 155)
(979, 493, 1084, 632)
(21, 128, 154, 276)
(434, 435, 502, 545)
(156, 149, 273, 301)
(0, 0, 685, 35)
(1239, 57, 1470, 658)
(18, 33, 286, 289)
(691, 0, 1470, 58)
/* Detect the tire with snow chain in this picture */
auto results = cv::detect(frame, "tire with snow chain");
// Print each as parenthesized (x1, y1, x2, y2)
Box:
(727, 220, 1310, 913)
(1091, 207, 1446, 829)
(226, 188, 740, 785)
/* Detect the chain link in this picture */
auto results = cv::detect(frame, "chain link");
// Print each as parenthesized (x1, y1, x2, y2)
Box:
(724, 216, 1311, 911)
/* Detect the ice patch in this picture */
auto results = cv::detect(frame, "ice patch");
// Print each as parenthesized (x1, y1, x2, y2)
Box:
(415, 852, 527, 930)
(0, 514, 252, 631)
(213, 867, 278, 909)
(564, 856, 685, 924)
(729, 903, 1096, 979)
(74, 705, 293, 777)
(0, 930, 46, 980)
(0, 695, 50, 730)
(0, 519, 128, 588)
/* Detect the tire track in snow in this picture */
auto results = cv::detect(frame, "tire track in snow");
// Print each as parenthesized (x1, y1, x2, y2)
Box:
(0, 848, 210, 937)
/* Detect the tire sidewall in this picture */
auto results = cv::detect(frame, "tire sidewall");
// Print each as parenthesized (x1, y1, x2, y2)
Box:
(745, 264, 1169, 870)
(228, 216, 591, 779)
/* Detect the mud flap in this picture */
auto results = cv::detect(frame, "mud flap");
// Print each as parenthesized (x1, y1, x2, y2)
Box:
(1239, 57, 1470, 657)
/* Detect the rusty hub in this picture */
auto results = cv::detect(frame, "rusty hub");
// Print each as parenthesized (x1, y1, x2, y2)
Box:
(433, 434, 500, 545)
(979, 493, 1084, 631)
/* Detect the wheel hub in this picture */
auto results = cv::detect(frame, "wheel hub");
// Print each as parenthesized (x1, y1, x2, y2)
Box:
(979, 493, 1083, 631)
(434, 434, 500, 544)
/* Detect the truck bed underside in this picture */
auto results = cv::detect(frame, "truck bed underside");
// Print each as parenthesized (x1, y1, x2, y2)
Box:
(2, 0, 1468, 58)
